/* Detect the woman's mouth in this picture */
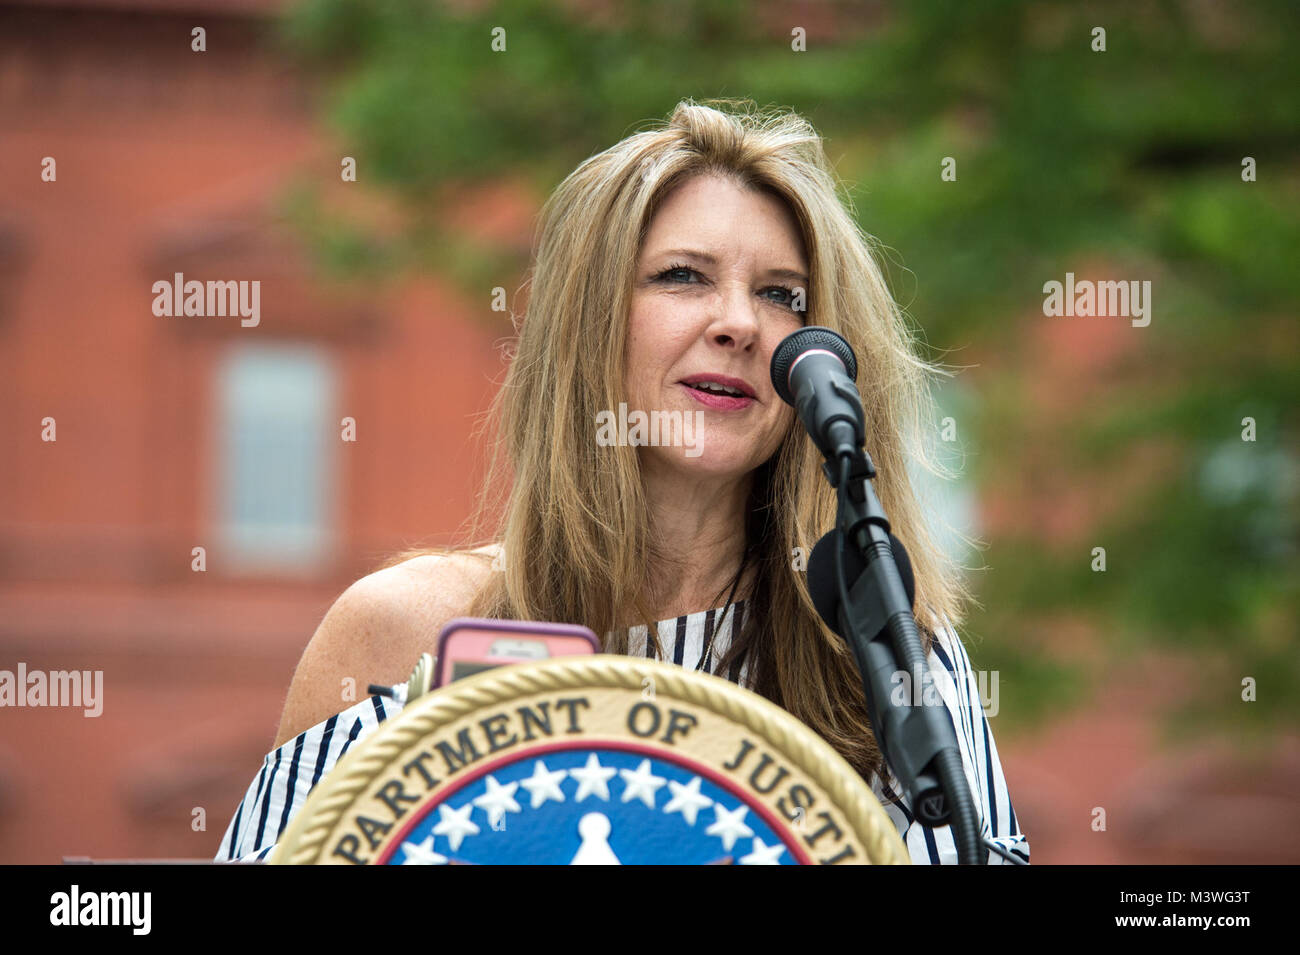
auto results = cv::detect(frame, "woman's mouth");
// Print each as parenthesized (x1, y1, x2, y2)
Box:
(679, 377, 756, 410)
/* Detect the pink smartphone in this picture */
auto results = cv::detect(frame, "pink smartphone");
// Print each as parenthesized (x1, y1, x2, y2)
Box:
(434, 618, 600, 687)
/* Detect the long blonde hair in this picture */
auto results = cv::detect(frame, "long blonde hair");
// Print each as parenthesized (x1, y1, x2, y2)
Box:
(392, 98, 967, 782)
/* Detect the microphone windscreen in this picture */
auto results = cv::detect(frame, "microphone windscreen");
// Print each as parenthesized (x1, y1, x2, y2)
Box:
(807, 530, 858, 632)
(807, 530, 915, 636)
(769, 326, 858, 405)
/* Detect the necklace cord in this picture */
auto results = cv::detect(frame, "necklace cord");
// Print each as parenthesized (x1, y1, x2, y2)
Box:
(695, 546, 750, 674)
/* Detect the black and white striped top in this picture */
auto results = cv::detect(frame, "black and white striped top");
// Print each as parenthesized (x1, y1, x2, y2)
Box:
(215, 603, 1028, 864)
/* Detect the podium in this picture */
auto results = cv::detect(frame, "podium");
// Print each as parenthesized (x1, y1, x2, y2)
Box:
(271, 657, 909, 865)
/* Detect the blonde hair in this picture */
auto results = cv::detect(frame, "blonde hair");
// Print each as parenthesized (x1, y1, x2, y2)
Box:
(390, 98, 967, 782)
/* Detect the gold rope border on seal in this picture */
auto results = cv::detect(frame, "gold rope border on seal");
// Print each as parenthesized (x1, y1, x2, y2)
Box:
(272, 656, 910, 865)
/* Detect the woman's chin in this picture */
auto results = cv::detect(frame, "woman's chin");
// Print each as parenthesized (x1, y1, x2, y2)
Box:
(638, 440, 762, 482)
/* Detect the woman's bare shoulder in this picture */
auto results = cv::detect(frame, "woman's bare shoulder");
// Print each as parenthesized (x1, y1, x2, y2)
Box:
(272, 546, 499, 748)
(358, 547, 499, 634)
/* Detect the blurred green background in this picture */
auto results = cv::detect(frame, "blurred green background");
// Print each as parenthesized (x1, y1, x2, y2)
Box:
(278, 0, 1299, 748)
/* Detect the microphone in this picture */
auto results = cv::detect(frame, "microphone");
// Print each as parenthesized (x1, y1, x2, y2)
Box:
(769, 327, 864, 461)
(780, 331, 986, 858)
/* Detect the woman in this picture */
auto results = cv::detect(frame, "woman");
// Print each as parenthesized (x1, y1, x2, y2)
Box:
(217, 98, 1029, 865)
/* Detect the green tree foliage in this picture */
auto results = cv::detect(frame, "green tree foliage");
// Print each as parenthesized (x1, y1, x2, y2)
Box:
(282, 0, 1299, 737)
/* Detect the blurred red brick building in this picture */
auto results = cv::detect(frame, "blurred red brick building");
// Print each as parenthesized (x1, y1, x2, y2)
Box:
(0, 0, 510, 862)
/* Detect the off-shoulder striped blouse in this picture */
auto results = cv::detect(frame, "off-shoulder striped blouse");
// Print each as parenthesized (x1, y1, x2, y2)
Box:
(215, 602, 1028, 864)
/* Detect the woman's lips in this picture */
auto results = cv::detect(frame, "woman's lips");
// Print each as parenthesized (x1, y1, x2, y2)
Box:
(680, 382, 755, 410)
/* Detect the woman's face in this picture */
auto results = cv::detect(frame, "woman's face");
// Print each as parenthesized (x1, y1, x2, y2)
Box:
(625, 173, 808, 483)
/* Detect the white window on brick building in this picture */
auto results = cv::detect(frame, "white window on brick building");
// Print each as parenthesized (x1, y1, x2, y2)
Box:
(214, 343, 337, 574)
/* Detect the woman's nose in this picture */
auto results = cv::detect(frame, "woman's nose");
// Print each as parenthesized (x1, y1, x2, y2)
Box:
(706, 285, 761, 350)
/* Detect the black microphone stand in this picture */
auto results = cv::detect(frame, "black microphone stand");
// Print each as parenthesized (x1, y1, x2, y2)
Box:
(824, 442, 987, 865)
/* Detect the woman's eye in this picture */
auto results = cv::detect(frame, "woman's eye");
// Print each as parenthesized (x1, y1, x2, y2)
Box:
(653, 268, 802, 311)
(763, 286, 800, 309)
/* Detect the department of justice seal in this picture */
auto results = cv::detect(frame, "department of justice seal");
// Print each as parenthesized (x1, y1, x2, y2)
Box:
(271, 657, 910, 865)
